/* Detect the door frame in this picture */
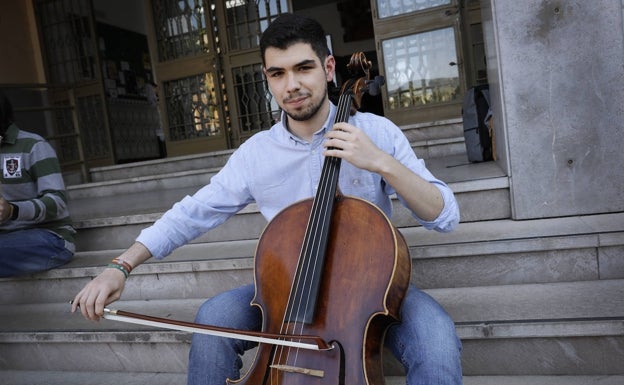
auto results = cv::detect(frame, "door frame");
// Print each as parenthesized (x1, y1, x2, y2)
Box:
(370, 0, 468, 126)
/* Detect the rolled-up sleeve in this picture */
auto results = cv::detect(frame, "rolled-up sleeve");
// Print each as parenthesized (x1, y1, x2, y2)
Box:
(416, 182, 459, 233)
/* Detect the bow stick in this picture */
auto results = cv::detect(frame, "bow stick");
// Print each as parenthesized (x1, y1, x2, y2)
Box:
(72, 303, 332, 351)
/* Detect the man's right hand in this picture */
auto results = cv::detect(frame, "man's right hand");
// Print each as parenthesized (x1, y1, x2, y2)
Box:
(71, 242, 152, 321)
(0, 197, 13, 223)
(71, 267, 127, 321)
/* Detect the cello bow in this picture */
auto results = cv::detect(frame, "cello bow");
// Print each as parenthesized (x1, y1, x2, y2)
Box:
(70, 301, 331, 351)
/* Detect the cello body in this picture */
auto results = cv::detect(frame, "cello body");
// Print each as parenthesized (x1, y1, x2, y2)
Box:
(233, 196, 411, 385)
(231, 52, 411, 385)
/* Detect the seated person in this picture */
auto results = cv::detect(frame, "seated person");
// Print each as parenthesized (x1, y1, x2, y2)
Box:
(0, 90, 75, 277)
(72, 14, 462, 385)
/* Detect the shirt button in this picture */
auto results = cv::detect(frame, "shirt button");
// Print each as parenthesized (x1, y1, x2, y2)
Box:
(352, 179, 360, 186)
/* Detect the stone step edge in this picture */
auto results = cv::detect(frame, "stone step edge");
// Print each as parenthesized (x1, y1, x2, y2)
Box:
(0, 371, 186, 385)
(418, 376, 624, 385)
(71, 211, 620, 246)
(89, 148, 235, 173)
(401, 117, 463, 130)
(411, 136, 464, 148)
(72, 202, 259, 228)
(68, 166, 221, 193)
(2, 372, 623, 385)
(1, 317, 622, 344)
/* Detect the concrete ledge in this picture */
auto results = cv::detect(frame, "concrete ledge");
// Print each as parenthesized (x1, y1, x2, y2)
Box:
(401, 212, 624, 247)
(0, 371, 187, 385)
(1, 317, 621, 342)
(458, 318, 624, 339)
(87, 149, 234, 182)
(461, 376, 624, 385)
(382, 376, 624, 385)
(433, 279, 624, 322)
(68, 168, 219, 198)
(2, 372, 624, 385)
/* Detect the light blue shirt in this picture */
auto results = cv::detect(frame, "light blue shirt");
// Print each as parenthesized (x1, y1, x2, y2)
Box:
(137, 103, 459, 258)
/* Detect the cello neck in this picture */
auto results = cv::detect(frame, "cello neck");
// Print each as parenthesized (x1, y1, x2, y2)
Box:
(284, 89, 353, 325)
(283, 52, 380, 326)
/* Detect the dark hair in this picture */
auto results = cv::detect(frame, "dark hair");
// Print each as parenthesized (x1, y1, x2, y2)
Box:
(260, 13, 329, 65)
(0, 90, 15, 135)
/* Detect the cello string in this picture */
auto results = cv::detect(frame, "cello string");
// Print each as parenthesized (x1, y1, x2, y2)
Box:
(293, 89, 351, 334)
(270, 87, 353, 379)
(294, 89, 351, 334)
(287, 88, 351, 330)
(285, 91, 352, 360)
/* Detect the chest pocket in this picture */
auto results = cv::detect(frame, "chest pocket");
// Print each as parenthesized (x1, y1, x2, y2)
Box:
(339, 163, 379, 203)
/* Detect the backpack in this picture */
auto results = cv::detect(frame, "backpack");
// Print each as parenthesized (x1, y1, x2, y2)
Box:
(462, 85, 494, 162)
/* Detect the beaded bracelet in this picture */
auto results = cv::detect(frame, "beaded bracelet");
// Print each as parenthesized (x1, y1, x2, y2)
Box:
(107, 263, 130, 278)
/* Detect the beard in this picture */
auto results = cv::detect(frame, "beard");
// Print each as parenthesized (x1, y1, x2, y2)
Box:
(283, 85, 328, 122)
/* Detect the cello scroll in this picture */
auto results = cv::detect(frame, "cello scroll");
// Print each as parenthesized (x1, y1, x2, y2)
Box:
(340, 51, 385, 114)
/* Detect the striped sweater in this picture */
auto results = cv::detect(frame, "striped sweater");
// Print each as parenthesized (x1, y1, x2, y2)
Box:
(0, 123, 75, 252)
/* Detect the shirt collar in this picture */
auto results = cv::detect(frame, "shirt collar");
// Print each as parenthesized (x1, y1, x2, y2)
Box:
(278, 103, 338, 146)
(0, 124, 19, 145)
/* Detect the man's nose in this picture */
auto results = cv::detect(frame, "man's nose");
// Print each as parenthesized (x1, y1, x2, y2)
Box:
(285, 72, 300, 91)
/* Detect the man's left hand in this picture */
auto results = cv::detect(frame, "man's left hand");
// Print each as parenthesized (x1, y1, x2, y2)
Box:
(323, 122, 389, 173)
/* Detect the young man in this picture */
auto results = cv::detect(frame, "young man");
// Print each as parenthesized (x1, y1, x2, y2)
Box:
(72, 13, 462, 385)
(0, 90, 75, 277)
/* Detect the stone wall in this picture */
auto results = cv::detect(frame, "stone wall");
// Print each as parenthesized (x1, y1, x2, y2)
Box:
(484, 0, 624, 219)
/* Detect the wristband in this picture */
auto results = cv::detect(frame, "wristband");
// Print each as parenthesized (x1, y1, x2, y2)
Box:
(107, 263, 130, 278)
(10, 203, 19, 220)
(111, 258, 133, 274)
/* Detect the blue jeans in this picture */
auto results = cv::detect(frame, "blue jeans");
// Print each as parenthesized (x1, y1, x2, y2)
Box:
(188, 284, 462, 385)
(0, 228, 73, 277)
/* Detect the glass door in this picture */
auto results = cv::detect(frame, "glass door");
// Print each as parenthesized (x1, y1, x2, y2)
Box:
(371, 0, 465, 125)
(146, 0, 291, 156)
(214, 0, 290, 147)
(34, 0, 114, 168)
(146, 0, 229, 157)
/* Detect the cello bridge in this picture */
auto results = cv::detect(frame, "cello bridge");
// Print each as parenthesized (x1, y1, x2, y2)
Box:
(269, 364, 324, 378)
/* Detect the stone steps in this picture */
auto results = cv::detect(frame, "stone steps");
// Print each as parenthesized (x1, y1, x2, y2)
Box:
(2, 273, 623, 375)
(2, 133, 622, 384)
(4, 371, 623, 385)
(2, 213, 616, 305)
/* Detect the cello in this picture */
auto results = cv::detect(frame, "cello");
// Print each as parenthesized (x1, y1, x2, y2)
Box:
(236, 51, 411, 385)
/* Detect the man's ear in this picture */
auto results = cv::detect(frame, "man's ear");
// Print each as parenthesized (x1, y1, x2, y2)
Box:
(324, 55, 336, 82)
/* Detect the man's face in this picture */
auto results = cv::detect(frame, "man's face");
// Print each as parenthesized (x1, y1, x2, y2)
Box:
(263, 43, 335, 122)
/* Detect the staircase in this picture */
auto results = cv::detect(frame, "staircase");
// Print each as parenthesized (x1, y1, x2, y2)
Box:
(1, 120, 623, 385)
